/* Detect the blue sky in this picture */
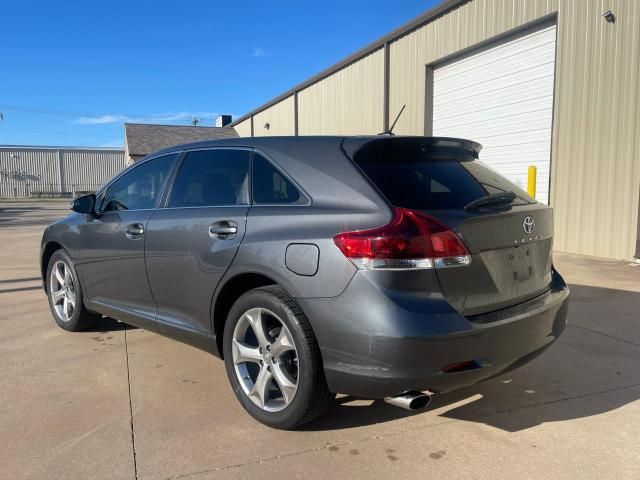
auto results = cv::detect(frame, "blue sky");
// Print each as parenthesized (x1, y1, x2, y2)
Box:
(0, 0, 437, 147)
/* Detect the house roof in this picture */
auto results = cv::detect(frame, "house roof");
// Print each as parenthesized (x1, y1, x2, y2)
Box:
(124, 123, 238, 157)
(0, 145, 123, 152)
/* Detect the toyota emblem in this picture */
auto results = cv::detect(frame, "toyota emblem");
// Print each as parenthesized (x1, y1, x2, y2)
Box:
(522, 216, 535, 235)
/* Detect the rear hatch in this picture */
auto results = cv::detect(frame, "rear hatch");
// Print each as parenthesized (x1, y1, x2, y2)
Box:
(345, 136, 553, 316)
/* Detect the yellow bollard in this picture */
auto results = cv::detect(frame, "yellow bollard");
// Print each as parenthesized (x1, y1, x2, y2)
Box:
(527, 165, 537, 198)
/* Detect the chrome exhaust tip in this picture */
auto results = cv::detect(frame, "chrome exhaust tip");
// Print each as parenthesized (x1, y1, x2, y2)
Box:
(384, 391, 431, 411)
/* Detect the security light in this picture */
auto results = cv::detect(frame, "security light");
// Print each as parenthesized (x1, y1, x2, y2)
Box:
(602, 10, 615, 23)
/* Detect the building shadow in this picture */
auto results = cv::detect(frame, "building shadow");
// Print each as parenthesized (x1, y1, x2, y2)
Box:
(301, 284, 640, 432)
(0, 206, 45, 213)
(0, 203, 68, 228)
(0, 285, 43, 294)
(0, 276, 42, 284)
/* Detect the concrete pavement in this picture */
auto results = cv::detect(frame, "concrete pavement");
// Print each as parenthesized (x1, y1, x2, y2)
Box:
(1, 201, 638, 479)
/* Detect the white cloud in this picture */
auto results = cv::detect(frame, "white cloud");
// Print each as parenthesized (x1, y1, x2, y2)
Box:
(76, 114, 124, 125)
(75, 112, 219, 125)
(252, 47, 267, 57)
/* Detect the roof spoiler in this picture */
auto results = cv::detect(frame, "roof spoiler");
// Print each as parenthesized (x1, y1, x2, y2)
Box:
(342, 136, 482, 161)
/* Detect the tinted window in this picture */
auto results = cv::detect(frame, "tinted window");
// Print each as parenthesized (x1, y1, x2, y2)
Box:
(354, 142, 534, 210)
(462, 161, 533, 205)
(102, 154, 176, 212)
(252, 154, 302, 204)
(168, 149, 250, 207)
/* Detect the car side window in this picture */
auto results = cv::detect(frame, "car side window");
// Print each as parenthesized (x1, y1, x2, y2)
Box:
(102, 154, 177, 212)
(167, 149, 250, 208)
(252, 153, 303, 204)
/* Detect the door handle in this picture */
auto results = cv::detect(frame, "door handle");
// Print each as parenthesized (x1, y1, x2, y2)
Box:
(209, 221, 238, 239)
(125, 223, 145, 239)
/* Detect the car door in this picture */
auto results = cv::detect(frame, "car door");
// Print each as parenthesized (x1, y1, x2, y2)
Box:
(77, 153, 178, 329)
(144, 148, 250, 344)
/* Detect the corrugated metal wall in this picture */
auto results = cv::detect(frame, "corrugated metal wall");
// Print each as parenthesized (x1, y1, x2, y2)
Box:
(0, 147, 126, 198)
(253, 96, 296, 136)
(298, 49, 385, 135)
(229, 0, 640, 260)
(552, 0, 640, 260)
(0, 148, 60, 198)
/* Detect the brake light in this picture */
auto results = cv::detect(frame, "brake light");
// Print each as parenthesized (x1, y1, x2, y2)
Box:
(333, 208, 471, 270)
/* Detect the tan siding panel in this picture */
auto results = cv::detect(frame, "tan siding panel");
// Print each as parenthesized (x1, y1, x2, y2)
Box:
(298, 49, 384, 135)
(234, 118, 253, 137)
(551, 0, 640, 259)
(253, 96, 295, 136)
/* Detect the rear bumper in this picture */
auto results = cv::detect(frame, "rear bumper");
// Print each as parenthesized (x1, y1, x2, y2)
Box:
(297, 269, 569, 399)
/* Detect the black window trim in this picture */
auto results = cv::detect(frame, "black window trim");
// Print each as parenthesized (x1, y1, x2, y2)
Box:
(97, 151, 182, 214)
(250, 148, 312, 207)
(161, 146, 253, 210)
(97, 146, 312, 212)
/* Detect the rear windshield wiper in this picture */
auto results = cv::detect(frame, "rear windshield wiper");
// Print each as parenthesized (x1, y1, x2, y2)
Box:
(464, 191, 516, 212)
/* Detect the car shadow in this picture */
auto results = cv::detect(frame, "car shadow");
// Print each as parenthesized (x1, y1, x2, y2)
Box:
(431, 377, 640, 433)
(301, 284, 640, 432)
(85, 316, 137, 332)
(298, 396, 424, 431)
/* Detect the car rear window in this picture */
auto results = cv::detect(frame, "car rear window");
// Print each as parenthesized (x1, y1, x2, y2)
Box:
(353, 140, 533, 210)
(252, 153, 304, 204)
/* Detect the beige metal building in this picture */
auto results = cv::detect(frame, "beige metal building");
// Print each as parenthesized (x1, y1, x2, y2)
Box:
(230, 0, 640, 261)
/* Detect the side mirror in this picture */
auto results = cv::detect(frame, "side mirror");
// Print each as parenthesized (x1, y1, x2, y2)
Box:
(71, 194, 96, 214)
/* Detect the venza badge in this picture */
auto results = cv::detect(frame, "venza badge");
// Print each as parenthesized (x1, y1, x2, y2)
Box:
(522, 216, 535, 235)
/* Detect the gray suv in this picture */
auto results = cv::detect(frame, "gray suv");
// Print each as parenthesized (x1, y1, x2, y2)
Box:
(41, 136, 569, 429)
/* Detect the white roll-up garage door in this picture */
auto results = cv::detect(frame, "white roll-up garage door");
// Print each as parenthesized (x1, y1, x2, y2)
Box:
(432, 24, 557, 204)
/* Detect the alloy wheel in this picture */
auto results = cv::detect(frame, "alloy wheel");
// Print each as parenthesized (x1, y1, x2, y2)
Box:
(49, 260, 76, 323)
(232, 308, 299, 412)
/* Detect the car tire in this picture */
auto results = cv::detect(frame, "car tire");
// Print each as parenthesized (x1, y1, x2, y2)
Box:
(223, 285, 334, 429)
(46, 250, 101, 332)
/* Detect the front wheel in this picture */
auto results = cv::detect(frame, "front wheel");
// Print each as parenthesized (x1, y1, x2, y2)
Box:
(46, 250, 100, 331)
(223, 286, 333, 429)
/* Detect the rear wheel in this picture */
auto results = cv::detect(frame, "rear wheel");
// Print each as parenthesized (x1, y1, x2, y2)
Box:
(46, 250, 100, 331)
(223, 286, 333, 429)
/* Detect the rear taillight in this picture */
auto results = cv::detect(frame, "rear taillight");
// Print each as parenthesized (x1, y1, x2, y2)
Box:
(333, 208, 471, 270)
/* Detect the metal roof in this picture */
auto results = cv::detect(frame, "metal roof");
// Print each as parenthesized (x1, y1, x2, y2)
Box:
(0, 145, 124, 151)
(229, 0, 467, 127)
